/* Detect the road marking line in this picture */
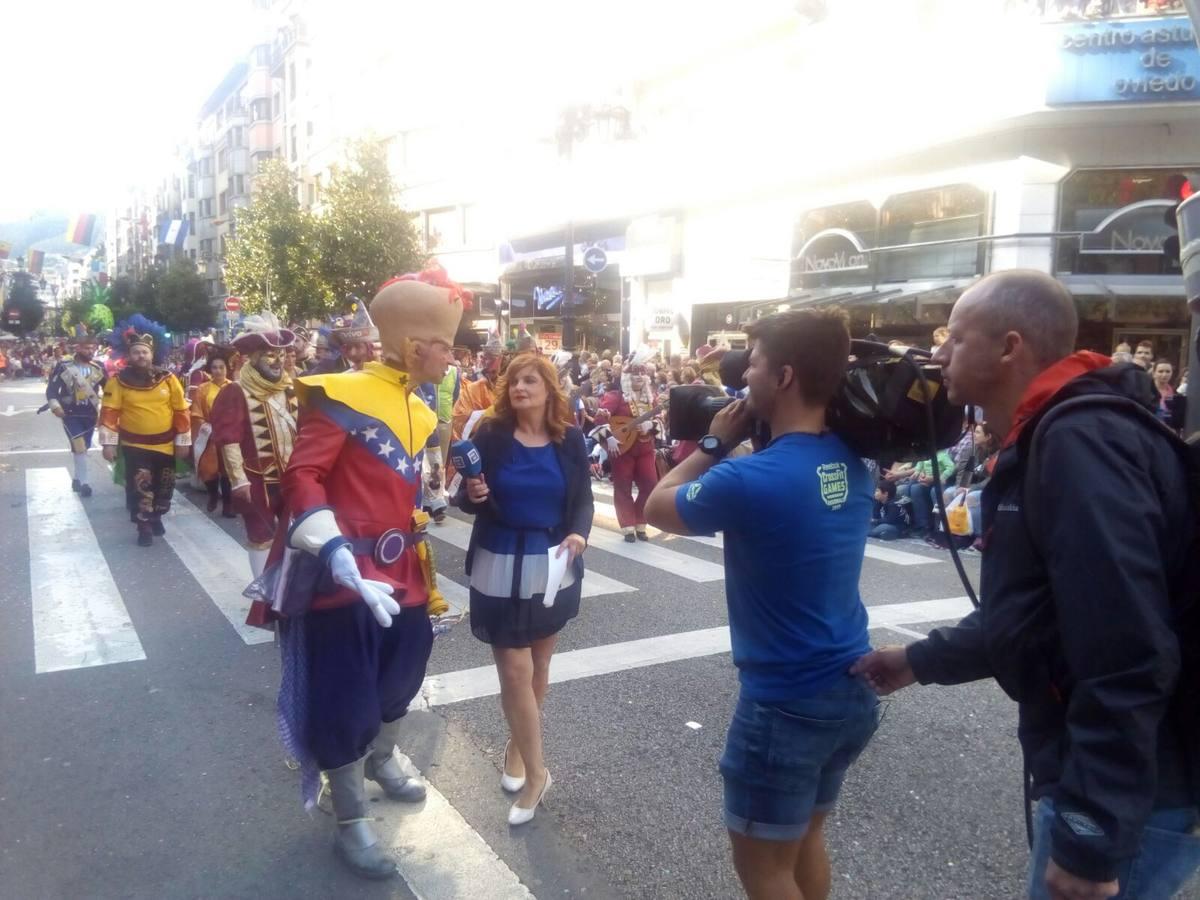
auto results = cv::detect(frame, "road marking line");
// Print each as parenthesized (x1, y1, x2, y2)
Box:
(420, 595, 974, 707)
(383, 757, 535, 899)
(881, 623, 927, 640)
(0, 447, 102, 456)
(864, 542, 942, 566)
(426, 517, 636, 597)
(162, 499, 273, 645)
(26, 467, 146, 673)
(437, 574, 468, 616)
(587, 523, 725, 582)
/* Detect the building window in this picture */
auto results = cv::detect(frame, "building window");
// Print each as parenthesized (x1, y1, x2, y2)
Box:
(254, 44, 270, 66)
(1056, 167, 1197, 276)
(288, 62, 296, 99)
(189, 248, 197, 261)
(217, 148, 228, 172)
(877, 184, 988, 282)
(186, 173, 195, 199)
(290, 125, 297, 162)
(199, 157, 212, 176)
(273, 91, 281, 118)
(307, 182, 316, 206)
(425, 207, 460, 251)
(199, 199, 214, 218)
(219, 191, 227, 215)
(232, 174, 246, 195)
(307, 120, 314, 138)
(251, 98, 270, 122)
(230, 126, 244, 148)
(187, 212, 196, 234)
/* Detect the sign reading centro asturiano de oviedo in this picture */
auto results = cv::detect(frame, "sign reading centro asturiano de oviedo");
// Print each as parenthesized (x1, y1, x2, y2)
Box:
(1048, 17, 1200, 105)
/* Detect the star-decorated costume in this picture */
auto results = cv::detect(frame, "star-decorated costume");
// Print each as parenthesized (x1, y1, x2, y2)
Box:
(209, 317, 298, 577)
(245, 267, 469, 881)
(98, 330, 190, 546)
(45, 345, 106, 496)
(591, 353, 661, 540)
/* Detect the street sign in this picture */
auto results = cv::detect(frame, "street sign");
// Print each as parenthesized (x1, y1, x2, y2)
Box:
(224, 296, 241, 313)
(582, 246, 608, 274)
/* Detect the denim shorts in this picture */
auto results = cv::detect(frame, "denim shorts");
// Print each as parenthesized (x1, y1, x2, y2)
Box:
(1028, 798, 1200, 899)
(720, 675, 881, 841)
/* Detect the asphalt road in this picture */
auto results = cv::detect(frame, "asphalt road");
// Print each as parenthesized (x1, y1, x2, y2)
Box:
(0, 374, 1079, 899)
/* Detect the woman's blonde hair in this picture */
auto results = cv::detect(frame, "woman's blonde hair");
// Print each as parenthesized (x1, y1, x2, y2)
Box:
(491, 352, 573, 442)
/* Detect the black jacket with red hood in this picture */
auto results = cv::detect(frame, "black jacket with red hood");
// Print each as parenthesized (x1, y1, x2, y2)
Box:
(906, 354, 1195, 882)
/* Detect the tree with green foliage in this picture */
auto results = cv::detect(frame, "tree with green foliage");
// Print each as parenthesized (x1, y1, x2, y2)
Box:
(2, 272, 44, 336)
(318, 138, 426, 305)
(225, 159, 329, 321)
(132, 267, 163, 321)
(158, 259, 215, 333)
(108, 275, 138, 323)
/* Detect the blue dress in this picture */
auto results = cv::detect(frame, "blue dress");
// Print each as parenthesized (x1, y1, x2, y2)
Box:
(468, 441, 582, 647)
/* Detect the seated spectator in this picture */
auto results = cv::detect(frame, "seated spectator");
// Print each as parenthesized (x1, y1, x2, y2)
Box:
(869, 480, 908, 541)
(896, 449, 954, 536)
(942, 423, 997, 537)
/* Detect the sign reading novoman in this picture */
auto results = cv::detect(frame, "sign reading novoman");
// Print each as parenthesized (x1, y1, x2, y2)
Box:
(1048, 17, 1200, 105)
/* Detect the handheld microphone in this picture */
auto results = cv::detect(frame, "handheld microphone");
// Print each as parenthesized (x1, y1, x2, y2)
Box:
(450, 439, 501, 518)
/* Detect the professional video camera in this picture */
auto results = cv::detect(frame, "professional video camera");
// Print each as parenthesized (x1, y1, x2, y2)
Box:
(669, 340, 962, 465)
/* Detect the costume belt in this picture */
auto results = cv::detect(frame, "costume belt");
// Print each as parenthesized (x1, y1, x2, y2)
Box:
(120, 427, 176, 444)
(347, 530, 427, 567)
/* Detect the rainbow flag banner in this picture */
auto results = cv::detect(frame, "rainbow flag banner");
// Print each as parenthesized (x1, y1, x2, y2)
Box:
(0, 241, 10, 260)
(28, 249, 45, 274)
(66, 213, 97, 245)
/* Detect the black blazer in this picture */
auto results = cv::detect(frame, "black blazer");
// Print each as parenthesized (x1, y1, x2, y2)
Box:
(455, 419, 594, 581)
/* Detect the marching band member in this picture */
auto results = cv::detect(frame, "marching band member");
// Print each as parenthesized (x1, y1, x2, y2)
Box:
(591, 347, 660, 542)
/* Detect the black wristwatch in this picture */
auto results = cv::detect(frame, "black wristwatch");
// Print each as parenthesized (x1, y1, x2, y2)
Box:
(698, 434, 726, 459)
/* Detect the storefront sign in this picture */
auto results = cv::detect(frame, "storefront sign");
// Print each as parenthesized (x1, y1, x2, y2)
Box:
(538, 331, 562, 351)
(792, 228, 871, 289)
(1079, 199, 1177, 255)
(1048, 17, 1200, 105)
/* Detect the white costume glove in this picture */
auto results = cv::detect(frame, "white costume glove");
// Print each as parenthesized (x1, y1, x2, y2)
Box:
(329, 545, 401, 627)
(606, 436, 620, 455)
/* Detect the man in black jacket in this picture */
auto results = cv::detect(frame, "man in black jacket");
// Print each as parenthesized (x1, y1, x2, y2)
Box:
(852, 270, 1199, 900)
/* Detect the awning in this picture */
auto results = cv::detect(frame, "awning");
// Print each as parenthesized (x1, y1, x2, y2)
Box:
(785, 280, 973, 311)
(1059, 275, 1185, 298)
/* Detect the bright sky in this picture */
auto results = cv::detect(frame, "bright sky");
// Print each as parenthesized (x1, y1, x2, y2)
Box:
(0, 0, 262, 220)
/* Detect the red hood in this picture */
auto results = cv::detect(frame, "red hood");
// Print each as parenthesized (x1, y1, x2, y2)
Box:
(1003, 351, 1112, 448)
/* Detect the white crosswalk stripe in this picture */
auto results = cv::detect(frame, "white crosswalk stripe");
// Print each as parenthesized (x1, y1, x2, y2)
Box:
(426, 516, 637, 597)
(17, 467, 955, 673)
(26, 468, 146, 673)
(161, 501, 273, 645)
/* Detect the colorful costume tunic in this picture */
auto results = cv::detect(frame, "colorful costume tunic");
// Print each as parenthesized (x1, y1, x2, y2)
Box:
(190, 379, 230, 484)
(593, 387, 660, 533)
(208, 369, 298, 549)
(46, 358, 106, 452)
(247, 361, 437, 803)
(98, 370, 190, 523)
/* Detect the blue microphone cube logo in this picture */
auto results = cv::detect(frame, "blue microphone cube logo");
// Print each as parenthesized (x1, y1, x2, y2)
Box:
(467, 446, 481, 467)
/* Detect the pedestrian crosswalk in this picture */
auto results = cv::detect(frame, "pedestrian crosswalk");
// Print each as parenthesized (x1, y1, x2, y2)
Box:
(16, 464, 960, 675)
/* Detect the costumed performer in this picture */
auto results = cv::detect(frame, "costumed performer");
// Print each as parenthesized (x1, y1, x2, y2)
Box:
(246, 267, 469, 880)
(44, 333, 106, 497)
(208, 316, 298, 577)
(452, 333, 501, 441)
(591, 347, 661, 542)
(189, 346, 236, 517)
(98, 327, 190, 546)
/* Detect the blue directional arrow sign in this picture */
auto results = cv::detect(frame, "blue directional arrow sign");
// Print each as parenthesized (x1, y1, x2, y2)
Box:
(582, 246, 608, 274)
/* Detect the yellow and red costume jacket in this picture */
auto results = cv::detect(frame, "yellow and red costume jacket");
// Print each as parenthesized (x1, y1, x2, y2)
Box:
(248, 362, 435, 625)
(98, 370, 190, 454)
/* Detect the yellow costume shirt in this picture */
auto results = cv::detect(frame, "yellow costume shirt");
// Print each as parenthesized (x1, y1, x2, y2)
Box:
(100, 371, 190, 454)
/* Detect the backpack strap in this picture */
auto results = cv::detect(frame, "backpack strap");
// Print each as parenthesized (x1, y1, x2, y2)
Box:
(1022, 394, 1184, 551)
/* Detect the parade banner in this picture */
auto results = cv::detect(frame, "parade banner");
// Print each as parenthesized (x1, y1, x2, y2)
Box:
(27, 249, 45, 274)
(66, 213, 97, 245)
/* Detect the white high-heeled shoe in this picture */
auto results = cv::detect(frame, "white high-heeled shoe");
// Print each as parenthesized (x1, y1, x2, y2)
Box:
(507, 770, 552, 826)
(500, 740, 525, 793)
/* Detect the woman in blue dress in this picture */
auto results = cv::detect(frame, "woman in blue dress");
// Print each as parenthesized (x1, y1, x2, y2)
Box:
(457, 352, 593, 825)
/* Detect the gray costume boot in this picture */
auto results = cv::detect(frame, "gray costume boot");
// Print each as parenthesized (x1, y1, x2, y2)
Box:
(326, 757, 398, 880)
(364, 718, 427, 803)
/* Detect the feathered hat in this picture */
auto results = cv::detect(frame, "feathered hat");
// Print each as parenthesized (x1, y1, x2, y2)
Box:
(107, 314, 170, 365)
(232, 312, 296, 354)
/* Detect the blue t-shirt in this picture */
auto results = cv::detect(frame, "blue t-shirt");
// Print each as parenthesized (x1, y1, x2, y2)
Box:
(676, 432, 872, 701)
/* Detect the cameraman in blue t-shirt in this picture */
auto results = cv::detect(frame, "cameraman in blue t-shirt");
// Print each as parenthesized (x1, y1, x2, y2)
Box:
(646, 308, 879, 900)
